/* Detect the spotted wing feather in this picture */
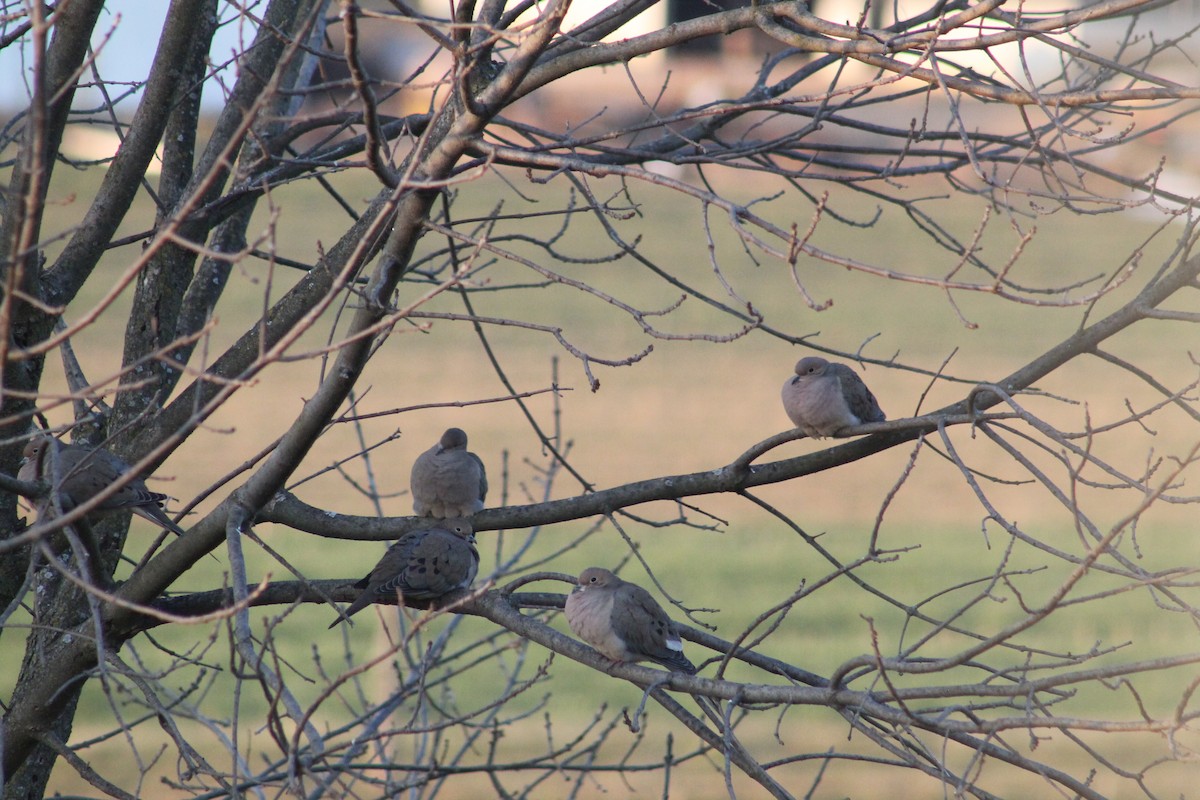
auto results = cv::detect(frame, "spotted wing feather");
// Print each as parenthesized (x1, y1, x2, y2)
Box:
(610, 583, 697, 674)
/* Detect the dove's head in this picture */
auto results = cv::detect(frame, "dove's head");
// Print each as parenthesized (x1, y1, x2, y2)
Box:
(576, 567, 618, 591)
(21, 435, 55, 468)
(443, 518, 475, 543)
(415, 516, 476, 542)
(793, 356, 831, 381)
(439, 427, 469, 451)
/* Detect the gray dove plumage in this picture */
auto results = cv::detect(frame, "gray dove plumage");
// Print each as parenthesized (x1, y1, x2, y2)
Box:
(329, 519, 478, 627)
(564, 567, 697, 674)
(19, 435, 186, 535)
(781, 356, 886, 438)
(410, 428, 488, 518)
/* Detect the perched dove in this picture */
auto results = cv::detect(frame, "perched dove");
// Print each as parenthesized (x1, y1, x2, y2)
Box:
(781, 356, 886, 438)
(18, 435, 186, 536)
(410, 427, 488, 518)
(329, 519, 479, 627)
(564, 567, 697, 674)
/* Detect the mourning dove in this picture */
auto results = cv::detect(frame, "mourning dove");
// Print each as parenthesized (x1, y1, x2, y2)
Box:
(410, 427, 488, 518)
(329, 519, 478, 627)
(781, 356, 886, 438)
(19, 435, 186, 536)
(564, 567, 697, 674)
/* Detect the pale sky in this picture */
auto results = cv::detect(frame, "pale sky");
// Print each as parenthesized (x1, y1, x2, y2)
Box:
(0, 2, 251, 112)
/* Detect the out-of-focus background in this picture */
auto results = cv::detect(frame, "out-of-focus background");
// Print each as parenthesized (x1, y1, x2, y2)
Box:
(2, 0, 1199, 796)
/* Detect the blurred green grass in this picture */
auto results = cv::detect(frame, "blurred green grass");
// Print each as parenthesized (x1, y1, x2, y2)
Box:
(9, 159, 1199, 797)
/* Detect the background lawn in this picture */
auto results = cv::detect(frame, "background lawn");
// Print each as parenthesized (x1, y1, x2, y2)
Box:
(5, 132, 1197, 797)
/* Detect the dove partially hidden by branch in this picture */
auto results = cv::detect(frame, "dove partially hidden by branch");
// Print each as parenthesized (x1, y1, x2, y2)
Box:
(329, 519, 479, 627)
(781, 356, 886, 438)
(410, 428, 488, 518)
(18, 435, 186, 536)
(564, 567, 698, 674)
